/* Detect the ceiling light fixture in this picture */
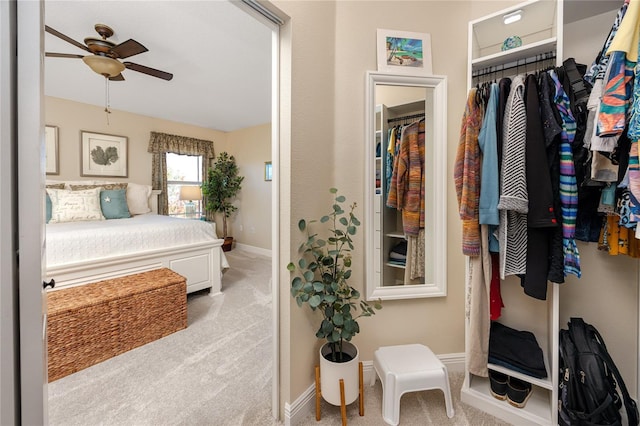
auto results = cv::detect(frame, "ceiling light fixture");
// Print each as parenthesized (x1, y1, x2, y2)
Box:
(82, 55, 125, 77)
(81, 55, 124, 124)
(503, 9, 523, 25)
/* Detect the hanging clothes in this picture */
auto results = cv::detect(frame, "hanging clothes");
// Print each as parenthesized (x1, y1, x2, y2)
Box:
(550, 69, 582, 278)
(538, 71, 566, 283)
(523, 74, 558, 300)
(478, 82, 500, 253)
(498, 75, 528, 279)
(455, 88, 484, 256)
(386, 120, 425, 236)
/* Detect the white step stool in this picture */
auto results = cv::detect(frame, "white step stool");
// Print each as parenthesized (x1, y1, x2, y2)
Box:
(372, 344, 454, 425)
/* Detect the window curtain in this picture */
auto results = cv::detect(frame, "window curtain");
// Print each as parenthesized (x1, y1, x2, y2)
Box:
(147, 131, 215, 215)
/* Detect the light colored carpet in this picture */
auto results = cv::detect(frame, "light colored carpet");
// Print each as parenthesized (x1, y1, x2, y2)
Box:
(48, 249, 509, 425)
(48, 249, 275, 426)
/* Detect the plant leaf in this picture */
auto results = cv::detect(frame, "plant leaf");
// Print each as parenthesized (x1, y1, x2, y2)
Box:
(339, 217, 348, 226)
(320, 215, 329, 223)
(298, 258, 307, 269)
(286, 262, 295, 272)
(298, 219, 306, 231)
(335, 195, 346, 202)
(291, 276, 303, 291)
(347, 226, 356, 235)
(332, 312, 344, 326)
(313, 281, 325, 292)
(303, 271, 314, 282)
(329, 188, 338, 194)
(309, 295, 322, 308)
(324, 294, 337, 304)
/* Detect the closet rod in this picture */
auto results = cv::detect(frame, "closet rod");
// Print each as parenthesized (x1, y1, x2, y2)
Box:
(387, 113, 425, 123)
(472, 51, 557, 79)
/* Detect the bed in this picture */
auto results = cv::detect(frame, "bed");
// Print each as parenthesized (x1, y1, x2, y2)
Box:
(45, 182, 228, 295)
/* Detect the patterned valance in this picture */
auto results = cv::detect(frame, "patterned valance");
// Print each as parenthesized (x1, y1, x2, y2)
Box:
(147, 131, 215, 159)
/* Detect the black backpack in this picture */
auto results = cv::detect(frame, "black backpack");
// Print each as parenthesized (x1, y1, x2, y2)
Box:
(559, 318, 639, 426)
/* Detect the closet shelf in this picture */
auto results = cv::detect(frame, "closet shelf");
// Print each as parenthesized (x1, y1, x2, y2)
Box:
(488, 362, 552, 390)
(471, 37, 557, 70)
(464, 375, 552, 425)
(385, 232, 406, 239)
(385, 262, 406, 270)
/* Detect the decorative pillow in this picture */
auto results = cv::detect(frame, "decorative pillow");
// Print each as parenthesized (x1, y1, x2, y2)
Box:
(47, 188, 105, 223)
(70, 183, 128, 191)
(45, 183, 65, 224)
(126, 183, 152, 215)
(100, 189, 131, 219)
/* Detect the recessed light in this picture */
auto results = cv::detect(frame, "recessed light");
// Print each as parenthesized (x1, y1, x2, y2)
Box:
(503, 10, 522, 25)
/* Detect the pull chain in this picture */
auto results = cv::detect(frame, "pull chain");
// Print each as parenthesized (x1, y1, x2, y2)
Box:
(104, 77, 111, 125)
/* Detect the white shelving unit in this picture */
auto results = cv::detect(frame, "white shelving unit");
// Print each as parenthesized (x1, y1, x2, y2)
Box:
(462, 1, 562, 424)
(462, 1, 628, 424)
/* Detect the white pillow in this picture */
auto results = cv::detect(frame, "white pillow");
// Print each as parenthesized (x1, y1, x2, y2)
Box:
(126, 183, 152, 215)
(47, 187, 105, 223)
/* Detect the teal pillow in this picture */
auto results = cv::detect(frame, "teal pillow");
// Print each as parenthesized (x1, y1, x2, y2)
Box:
(46, 194, 52, 223)
(100, 189, 131, 219)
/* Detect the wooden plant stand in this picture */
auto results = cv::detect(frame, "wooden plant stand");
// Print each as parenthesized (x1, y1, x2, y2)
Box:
(315, 362, 364, 426)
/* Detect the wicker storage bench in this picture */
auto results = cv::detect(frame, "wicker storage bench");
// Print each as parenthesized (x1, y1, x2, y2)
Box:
(47, 268, 187, 382)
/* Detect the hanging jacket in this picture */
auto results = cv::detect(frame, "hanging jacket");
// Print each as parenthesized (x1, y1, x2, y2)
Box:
(498, 75, 528, 278)
(455, 88, 483, 256)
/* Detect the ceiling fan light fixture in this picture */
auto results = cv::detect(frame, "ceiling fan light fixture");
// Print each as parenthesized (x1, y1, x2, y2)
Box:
(82, 55, 125, 78)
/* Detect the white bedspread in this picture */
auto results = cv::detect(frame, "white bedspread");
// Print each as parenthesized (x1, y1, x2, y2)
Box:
(46, 214, 228, 268)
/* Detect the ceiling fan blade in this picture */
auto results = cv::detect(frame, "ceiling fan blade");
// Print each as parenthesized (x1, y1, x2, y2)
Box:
(123, 62, 173, 81)
(45, 52, 84, 59)
(111, 39, 148, 59)
(45, 25, 90, 53)
(109, 74, 125, 82)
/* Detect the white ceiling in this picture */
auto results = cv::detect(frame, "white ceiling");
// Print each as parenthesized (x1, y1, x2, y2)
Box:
(44, 0, 273, 132)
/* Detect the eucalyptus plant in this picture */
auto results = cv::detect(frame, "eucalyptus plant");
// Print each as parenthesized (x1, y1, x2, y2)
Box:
(287, 188, 381, 362)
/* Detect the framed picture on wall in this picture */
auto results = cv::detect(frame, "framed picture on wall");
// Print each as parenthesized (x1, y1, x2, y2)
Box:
(376, 29, 433, 76)
(80, 131, 128, 178)
(45, 125, 59, 175)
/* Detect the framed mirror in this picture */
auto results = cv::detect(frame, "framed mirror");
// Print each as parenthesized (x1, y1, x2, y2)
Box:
(364, 71, 447, 301)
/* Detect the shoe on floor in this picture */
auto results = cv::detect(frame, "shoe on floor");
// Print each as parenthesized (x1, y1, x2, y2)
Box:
(507, 377, 533, 408)
(489, 370, 508, 400)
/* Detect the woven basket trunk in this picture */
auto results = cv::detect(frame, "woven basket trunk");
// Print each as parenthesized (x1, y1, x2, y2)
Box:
(47, 268, 187, 382)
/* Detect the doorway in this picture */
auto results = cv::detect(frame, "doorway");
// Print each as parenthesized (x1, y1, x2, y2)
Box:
(12, 0, 287, 422)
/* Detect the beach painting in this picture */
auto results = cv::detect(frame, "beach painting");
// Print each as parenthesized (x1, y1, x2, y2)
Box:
(377, 29, 432, 76)
(386, 36, 423, 67)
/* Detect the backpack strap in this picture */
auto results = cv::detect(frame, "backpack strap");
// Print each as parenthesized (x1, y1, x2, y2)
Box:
(587, 323, 639, 426)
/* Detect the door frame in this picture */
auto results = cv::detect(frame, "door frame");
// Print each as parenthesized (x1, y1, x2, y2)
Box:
(16, 0, 48, 423)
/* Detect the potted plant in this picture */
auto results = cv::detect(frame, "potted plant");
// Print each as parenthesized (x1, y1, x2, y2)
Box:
(202, 152, 244, 252)
(287, 188, 381, 407)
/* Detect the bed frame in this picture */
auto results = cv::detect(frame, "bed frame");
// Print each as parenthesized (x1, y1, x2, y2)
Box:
(46, 190, 224, 295)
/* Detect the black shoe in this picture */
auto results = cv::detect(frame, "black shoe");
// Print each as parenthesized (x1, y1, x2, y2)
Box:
(489, 370, 508, 400)
(507, 377, 533, 408)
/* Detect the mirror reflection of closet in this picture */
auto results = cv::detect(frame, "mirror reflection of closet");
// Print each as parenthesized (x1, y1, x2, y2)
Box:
(365, 72, 447, 301)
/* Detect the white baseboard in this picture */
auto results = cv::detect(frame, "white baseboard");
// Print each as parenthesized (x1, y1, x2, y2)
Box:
(284, 352, 465, 425)
(233, 242, 272, 257)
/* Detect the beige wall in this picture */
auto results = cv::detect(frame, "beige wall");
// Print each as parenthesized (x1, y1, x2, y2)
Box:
(219, 123, 272, 250)
(45, 96, 271, 250)
(276, 0, 639, 411)
(45, 96, 225, 185)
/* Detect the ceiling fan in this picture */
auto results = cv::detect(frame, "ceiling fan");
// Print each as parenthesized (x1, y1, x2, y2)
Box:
(45, 23, 173, 81)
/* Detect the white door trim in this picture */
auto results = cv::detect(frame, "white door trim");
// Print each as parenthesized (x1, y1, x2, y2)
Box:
(17, 0, 47, 423)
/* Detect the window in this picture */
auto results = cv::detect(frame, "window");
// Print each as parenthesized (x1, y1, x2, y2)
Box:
(166, 153, 203, 218)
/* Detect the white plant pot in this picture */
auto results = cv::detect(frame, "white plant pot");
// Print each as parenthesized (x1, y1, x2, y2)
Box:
(319, 341, 359, 406)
